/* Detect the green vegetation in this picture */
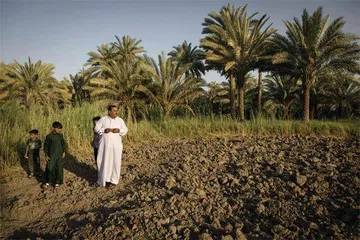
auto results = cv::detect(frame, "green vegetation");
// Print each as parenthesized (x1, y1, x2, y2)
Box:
(1, 102, 358, 169)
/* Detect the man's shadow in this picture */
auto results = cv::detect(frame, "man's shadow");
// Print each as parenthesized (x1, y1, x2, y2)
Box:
(63, 153, 98, 185)
(15, 141, 44, 183)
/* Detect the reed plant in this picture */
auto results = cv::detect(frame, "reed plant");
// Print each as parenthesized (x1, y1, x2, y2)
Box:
(1, 102, 358, 169)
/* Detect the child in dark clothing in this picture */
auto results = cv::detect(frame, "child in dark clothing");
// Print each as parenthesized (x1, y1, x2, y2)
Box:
(24, 129, 42, 178)
(92, 116, 101, 164)
(43, 121, 68, 189)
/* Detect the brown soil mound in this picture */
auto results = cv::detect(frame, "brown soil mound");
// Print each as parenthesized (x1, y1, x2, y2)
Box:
(1, 136, 359, 239)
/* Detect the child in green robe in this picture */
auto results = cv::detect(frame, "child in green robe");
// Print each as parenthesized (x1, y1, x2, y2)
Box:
(24, 129, 42, 178)
(43, 121, 68, 189)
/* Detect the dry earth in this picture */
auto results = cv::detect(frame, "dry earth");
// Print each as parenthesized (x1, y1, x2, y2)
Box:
(1, 135, 359, 239)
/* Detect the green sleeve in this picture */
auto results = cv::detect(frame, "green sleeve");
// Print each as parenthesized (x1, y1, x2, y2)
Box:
(61, 134, 69, 153)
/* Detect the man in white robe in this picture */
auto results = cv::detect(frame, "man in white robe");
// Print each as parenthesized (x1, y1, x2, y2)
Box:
(95, 105, 128, 187)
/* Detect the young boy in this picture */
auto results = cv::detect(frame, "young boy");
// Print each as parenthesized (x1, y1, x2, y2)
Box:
(43, 121, 68, 189)
(92, 116, 101, 164)
(24, 129, 42, 178)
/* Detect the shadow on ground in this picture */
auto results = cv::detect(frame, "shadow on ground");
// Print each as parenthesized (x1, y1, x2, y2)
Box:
(63, 153, 97, 185)
(8, 228, 64, 240)
(15, 141, 44, 183)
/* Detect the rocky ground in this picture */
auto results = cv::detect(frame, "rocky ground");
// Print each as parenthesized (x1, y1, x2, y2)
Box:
(1, 135, 359, 239)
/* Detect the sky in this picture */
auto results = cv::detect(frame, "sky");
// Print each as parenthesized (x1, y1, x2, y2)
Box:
(1, 0, 359, 83)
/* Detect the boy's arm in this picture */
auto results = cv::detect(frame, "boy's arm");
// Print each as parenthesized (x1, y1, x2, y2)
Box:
(24, 145, 29, 158)
(61, 135, 68, 158)
(44, 136, 50, 158)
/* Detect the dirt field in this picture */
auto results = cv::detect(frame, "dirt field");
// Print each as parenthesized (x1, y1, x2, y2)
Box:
(1, 136, 359, 239)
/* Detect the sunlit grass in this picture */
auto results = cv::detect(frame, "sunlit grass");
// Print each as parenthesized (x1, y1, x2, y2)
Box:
(1, 102, 358, 169)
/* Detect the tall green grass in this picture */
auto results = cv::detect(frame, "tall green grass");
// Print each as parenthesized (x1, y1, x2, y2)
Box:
(1, 102, 359, 169)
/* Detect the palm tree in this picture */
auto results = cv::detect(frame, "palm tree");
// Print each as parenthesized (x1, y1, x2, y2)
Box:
(112, 35, 145, 61)
(111, 35, 148, 90)
(168, 40, 205, 78)
(206, 81, 229, 114)
(322, 74, 360, 119)
(0, 62, 13, 103)
(65, 68, 91, 106)
(213, 73, 257, 116)
(86, 36, 148, 123)
(200, 4, 276, 121)
(270, 7, 360, 123)
(0, 58, 70, 108)
(308, 75, 328, 119)
(88, 59, 147, 123)
(205, 65, 237, 118)
(263, 74, 300, 119)
(86, 44, 117, 78)
(138, 53, 206, 119)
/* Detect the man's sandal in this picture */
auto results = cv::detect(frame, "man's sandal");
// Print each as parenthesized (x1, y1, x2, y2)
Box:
(54, 184, 60, 189)
(42, 183, 49, 189)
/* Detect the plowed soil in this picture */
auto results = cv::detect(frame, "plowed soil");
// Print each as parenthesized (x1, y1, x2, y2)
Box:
(1, 136, 359, 239)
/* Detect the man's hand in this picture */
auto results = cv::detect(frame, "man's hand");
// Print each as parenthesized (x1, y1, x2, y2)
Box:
(112, 128, 120, 133)
(45, 156, 50, 162)
(104, 128, 112, 133)
(24, 154, 28, 159)
(62, 152, 66, 159)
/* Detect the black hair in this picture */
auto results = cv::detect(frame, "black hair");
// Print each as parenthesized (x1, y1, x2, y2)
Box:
(29, 129, 39, 134)
(93, 116, 101, 121)
(108, 105, 117, 111)
(52, 121, 63, 129)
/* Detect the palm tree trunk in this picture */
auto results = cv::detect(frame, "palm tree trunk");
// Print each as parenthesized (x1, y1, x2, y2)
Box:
(284, 103, 290, 120)
(310, 104, 314, 120)
(127, 105, 133, 124)
(25, 94, 30, 109)
(237, 86, 245, 121)
(304, 80, 311, 124)
(163, 107, 170, 120)
(77, 95, 82, 107)
(229, 74, 236, 119)
(257, 71, 262, 116)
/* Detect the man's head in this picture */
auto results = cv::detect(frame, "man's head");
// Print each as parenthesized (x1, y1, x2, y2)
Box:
(29, 129, 39, 140)
(52, 121, 63, 134)
(107, 105, 118, 119)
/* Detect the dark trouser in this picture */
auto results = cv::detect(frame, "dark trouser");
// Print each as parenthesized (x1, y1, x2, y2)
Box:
(94, 148, 98, 164)
(44, 156, 63, 184)
(28, 150, 40, 174)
